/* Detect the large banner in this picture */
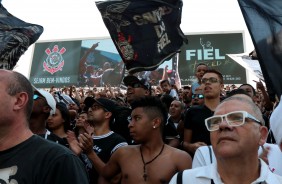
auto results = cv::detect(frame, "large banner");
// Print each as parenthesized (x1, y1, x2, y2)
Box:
(0, 3, 43, 70)
(178, 33, 246, 85)
(238, 0, 282, 98)
(96, 0, 187, 73)
(30, 38, 181, 88)
(30, 39, 124, 88)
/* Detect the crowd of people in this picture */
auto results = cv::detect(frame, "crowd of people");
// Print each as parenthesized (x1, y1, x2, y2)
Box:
(1, 64, 282, 183)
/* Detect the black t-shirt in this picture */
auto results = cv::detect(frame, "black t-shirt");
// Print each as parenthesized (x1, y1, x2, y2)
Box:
(38, 131, 69, 148)
(111, 106, 132, 145)
(0, 135, 89, 184)
(164, 117, 180, 143)
(81, 131, 128, 184)
(184, 105, 214, 145)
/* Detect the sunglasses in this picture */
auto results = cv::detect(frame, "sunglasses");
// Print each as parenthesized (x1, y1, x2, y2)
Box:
(128, 83, 144, 88)
(192, 94, 204, 99)
(33, 94, 43, 100)
(201, 77, 219, 84)
(205, 111, 262, 132)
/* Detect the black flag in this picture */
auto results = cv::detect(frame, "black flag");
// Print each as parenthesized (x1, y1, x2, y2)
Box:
(96, 0, 187, 73)
(0, 3, 43, 70)
(238, 0, 282, 98)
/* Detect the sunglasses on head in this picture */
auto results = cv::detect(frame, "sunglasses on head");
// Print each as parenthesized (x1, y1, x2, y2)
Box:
(192, 94, 204, 99)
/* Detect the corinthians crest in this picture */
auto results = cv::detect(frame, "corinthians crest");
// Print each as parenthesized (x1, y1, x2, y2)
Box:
(100, 1, 138, 62)
(43, 45, 66, 74)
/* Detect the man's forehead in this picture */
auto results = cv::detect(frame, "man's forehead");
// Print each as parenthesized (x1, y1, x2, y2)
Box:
(79, 113, 87, 117)
(203, 72, 218, 78)
(240, 85, 253, 91)
(171, 100, 181, 106)
(132, 106, 145, 114)
(197, 65, 208, 71)
(215, 99, 250, 114)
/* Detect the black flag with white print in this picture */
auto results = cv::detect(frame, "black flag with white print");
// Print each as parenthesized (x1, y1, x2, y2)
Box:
(0, 3, 43, 70)
(96, 0, 187, 73)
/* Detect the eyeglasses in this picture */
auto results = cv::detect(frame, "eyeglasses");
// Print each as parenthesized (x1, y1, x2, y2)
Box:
(205, 111, 262, 132)
(201, 77, 219, 84)
(33, 94, 43, 100)
(91, 104, 109, 112)
(192, 94, 204, 99)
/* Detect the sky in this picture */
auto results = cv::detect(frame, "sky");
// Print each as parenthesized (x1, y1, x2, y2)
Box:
(2, 0, 254, 78)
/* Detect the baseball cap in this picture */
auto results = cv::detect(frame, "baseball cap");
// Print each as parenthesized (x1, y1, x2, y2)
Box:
(35, 89, 56, 115)
(270, 95, 282, 145)
(57, 93, 76, 105)
(123, 75, 151, 90)
(93, 98, 118, 114)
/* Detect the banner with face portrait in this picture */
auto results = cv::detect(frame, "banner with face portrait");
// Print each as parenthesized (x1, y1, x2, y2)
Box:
(30, 38, 124, 88)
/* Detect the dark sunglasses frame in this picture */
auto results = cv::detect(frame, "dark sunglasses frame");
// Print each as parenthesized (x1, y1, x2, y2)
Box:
(128, 83, 144, 89)
(192, 94, 204, 99)
(33, 94, 43, 100)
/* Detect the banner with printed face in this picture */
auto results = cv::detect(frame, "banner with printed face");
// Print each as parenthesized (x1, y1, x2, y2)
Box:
(30, 39, 124, 88)
(178, 33, 246, 85)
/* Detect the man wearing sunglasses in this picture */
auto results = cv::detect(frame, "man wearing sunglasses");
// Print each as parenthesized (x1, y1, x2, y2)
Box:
(104, 75, 153, 145)
(123, 75, 151, 104)
(123, 75, 180, 147)
(183, 69, 223, 156)
(29, 88, 68, 145)
(191, 89, 205, 106)
(170, 94, 282, 183)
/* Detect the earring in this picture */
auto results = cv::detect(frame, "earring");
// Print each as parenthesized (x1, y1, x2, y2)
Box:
(153, 126, 156, 129)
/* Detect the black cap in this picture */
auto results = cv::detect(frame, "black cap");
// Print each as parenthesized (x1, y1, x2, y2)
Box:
(84, 96, 95, 108)
(123, 75, 151, 90)
(93, 98, 118, 113)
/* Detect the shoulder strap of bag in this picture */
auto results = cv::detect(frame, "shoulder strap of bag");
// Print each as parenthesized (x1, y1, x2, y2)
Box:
(208, 145, 213, 163)
(176, 171, 183, 184)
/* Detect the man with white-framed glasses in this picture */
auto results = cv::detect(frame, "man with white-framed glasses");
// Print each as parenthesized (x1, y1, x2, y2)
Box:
(170, 94, 282, 183)
(205, 111, 262, 132)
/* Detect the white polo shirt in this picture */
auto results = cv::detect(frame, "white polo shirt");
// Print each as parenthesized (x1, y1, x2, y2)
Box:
(192, 144, 282, 176)
(169, 159, 282, 184)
